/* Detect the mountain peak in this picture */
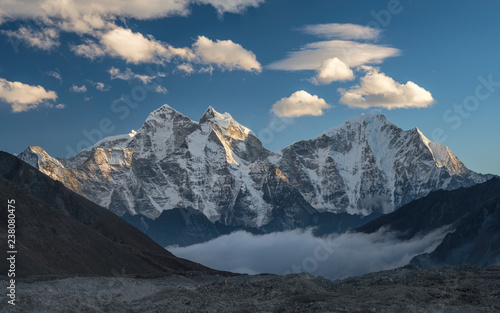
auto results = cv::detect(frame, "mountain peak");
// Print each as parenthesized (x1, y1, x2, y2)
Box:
(18, 146, 63, 169)
(323, 113, 395, 137)
(199, 106, 253, 137)
(199, 106, 217, 123)
(145, 103, 182, 122)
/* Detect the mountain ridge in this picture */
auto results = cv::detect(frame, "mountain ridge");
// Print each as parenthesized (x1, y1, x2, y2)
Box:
(18, 104, 494, 236)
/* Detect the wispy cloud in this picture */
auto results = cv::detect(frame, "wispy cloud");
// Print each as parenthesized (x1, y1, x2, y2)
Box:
(2, 26, 59, 50)
(108, 67, 165, 84)
(46, 71, 62, 83)
(177, 63, 195, 74)
(301, 23, 381, 41)
(93, 82, 110, 91)
(268, 40, 399, 71)
(69, 84, 87, 93)
(71, 39, 107, 60)
(154, 85, 168, 94)
(196, 0, 265, 15)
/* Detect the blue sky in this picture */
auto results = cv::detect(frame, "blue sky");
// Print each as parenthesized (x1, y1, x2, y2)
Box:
(0, 0, 499, 175)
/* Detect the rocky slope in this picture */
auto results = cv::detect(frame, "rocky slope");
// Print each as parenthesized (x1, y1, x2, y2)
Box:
(0, 151, 210, 279)
(7, 265, 500, 313)
(17, 105, 492, 236)
(411, 180, 500, 267)
(357, 177, 500, 267)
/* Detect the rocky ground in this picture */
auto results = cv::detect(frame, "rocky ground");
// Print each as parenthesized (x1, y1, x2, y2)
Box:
(3, 265, 500, 313)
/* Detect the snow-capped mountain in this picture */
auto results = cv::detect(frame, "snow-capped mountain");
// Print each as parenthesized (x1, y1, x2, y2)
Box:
(273, 113, 487, 215)
(18, 104, 492, 231)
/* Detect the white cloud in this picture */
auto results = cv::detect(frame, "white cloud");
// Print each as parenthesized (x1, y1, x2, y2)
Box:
(72, 27, 195, 64)
(271, 90, 330, 117)
(0, 0, 264, 35)
(268, 40, 400, 71)
(55, 103, 66, 109)
(338, 66, 435, 109)
(169, 227, 449, 279)
(301, 23, 381, 41)
(0, 1, 188, 35)
(96, 82, 110, 91)
(0, 77, 57, 112)
(71, 39, 107, 60)
(2, 26, 59, 50)
(154, 85, 168, 94)
(199, 66, 214, 75)
(196, 0, 264, 15)
(177, 63, 195, 74)
(70, 84, 87, 93)
(100, 27, 169, 64)
(109, 67, 134, 80)
(193, 36, 261, 72)
(311, 57, 355, 85)
(46, 71, 62, 83)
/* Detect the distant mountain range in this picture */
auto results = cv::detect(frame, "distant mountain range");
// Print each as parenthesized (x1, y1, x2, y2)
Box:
(17, 104, 493, 245)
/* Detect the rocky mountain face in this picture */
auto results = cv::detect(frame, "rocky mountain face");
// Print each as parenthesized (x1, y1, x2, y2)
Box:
(17, 105, 492, 242)
(274, 114, 488, 215)
(0, 151, 210, 279)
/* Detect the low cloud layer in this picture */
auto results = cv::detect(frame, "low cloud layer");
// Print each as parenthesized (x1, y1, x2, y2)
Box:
(271, 90, 330, 117)
(0, 77, 57, 112)
(339, 66, 435, 109)
(169, 227, 449, 280)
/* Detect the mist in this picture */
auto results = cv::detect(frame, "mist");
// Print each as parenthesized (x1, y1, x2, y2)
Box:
(169, 227, 450, 280)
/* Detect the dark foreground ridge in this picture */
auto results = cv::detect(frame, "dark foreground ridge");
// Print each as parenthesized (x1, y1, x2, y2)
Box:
(0, 151, 212, 280)
(357, 177, 500, 267)
(6, 265, 500, 313)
